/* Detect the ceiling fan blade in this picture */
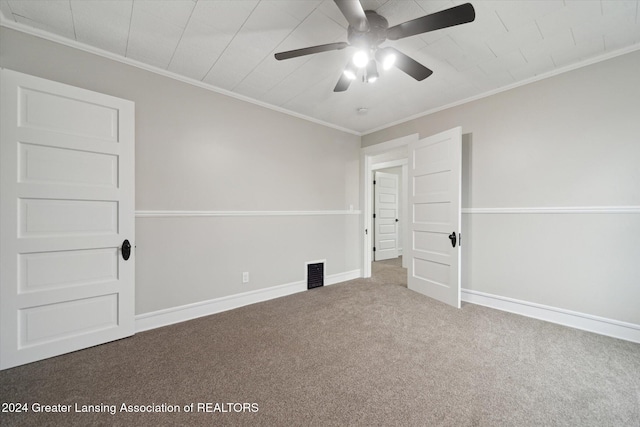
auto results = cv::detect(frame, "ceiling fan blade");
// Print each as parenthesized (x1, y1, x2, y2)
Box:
(387, 3, 475, 41)
(274, 42, 349, 60)
(377, 48, 433, 81)
(334, 72, 354, 92)
(334, 0, 370, 32)
(334, 74, 352, 92)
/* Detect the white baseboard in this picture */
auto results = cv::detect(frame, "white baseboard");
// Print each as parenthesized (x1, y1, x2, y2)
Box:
(135, 269, 361, 333)
(462, 289, 640, 343)
(326, 269, 361, 284)
(136, 276, 640, 343)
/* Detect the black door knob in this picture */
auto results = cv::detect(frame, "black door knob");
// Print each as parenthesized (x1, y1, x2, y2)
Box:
(122, 239, 131, 261)
(448, 232, 457, 248)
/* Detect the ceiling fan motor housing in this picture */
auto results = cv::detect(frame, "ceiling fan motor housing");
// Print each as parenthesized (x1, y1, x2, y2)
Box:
(347, 11, 389, 50)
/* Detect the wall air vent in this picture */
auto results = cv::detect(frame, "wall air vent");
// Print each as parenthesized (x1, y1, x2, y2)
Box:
(307, 262, 324, 290)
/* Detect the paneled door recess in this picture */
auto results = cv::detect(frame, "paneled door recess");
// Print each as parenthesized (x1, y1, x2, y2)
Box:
(374, 171, 399, 261)
(407, 127, 462, 308)
(0, 69, 135, 369)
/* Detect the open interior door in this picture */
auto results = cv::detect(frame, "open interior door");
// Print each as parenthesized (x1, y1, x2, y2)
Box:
(0, 70, 135, 369)
(374, 171, 399, 261)
(407, 127, 462, 308)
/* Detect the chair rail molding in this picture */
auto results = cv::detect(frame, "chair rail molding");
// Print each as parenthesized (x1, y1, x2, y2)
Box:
(135, 210, 362, 218)
(462, 206, 640, 214)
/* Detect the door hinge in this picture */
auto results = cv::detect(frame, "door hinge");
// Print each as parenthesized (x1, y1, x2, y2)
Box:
(373, 180, 376, 185)
(373, 213, 376, 219)
(373, 247, 376, 252)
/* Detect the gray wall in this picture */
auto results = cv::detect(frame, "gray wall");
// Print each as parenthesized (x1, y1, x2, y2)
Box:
(3, 25, 638, 326)
(0, 27, 361, 315)
(363, 50, 640, 325)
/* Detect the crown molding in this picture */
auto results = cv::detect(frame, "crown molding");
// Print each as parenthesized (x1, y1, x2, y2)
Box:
(364, 42, 640, 135)
(3, 11, 640, 138)
(0, 19, 362, 137)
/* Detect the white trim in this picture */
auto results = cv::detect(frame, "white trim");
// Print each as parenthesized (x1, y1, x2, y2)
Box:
(401, 164, 408, 269)
(326, 269, 361, 285)
(371, 158, 408, 171)
(362, 134, 417, 154)
(364, 43, 640, 135)
(462, 289, 640, 344)
(135, 269, 362, 333)
(462, 206, 640, 214)
(135, 210, 362, 218)
(0, 20, 360, 137)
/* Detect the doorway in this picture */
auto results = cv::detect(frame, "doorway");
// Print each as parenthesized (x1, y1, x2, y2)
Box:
(361, 129, 465, 309)
(361, 134, 416, 278)
(373, 168, 402, 261)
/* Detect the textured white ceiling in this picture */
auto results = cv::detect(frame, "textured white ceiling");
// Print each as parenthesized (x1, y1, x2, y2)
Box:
(1, 0, 639, 134)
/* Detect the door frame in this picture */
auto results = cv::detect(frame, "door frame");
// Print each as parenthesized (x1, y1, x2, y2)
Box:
(361, 134, 417, 278)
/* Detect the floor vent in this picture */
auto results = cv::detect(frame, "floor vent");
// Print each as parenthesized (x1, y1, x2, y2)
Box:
(307, 262, 324, 289)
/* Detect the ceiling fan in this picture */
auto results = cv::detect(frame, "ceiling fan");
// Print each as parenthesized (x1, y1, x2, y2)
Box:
(274, 0, 476, 92)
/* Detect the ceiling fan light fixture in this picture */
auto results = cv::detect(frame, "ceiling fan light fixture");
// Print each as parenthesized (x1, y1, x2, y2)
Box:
(352, 50, 369, 68)
(382, 52, 396, 70)
(274, 1, 476, 92)
(343, 64, 357, 80)
(366, 59, 378, 83)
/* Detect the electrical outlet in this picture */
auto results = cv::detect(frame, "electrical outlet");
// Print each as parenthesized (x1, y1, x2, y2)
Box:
(242, 272, 249, 283)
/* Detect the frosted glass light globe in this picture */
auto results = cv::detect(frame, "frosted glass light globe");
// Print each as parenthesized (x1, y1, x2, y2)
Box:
(382, 53, 396, 70)
(343, 69, 356, 80)
(352, 50, 369, 68)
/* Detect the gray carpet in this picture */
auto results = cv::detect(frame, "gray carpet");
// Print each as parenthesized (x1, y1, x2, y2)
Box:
(1, 257, 639, 426)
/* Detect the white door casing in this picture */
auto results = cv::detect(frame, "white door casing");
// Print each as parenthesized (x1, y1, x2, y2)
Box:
(0, 70, 135, 369)
(407, 127, 462, 308)
(374, 171, 399, 261)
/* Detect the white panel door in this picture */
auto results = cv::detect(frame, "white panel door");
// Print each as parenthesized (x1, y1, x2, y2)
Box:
(374, 171, 399, 261)
(408, 127, 462, 308)
(0, 69, 135, 369)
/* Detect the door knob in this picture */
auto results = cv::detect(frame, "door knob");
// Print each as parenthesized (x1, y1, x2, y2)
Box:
(122, 239, 131, 260)
(448, 232, 457, 248)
